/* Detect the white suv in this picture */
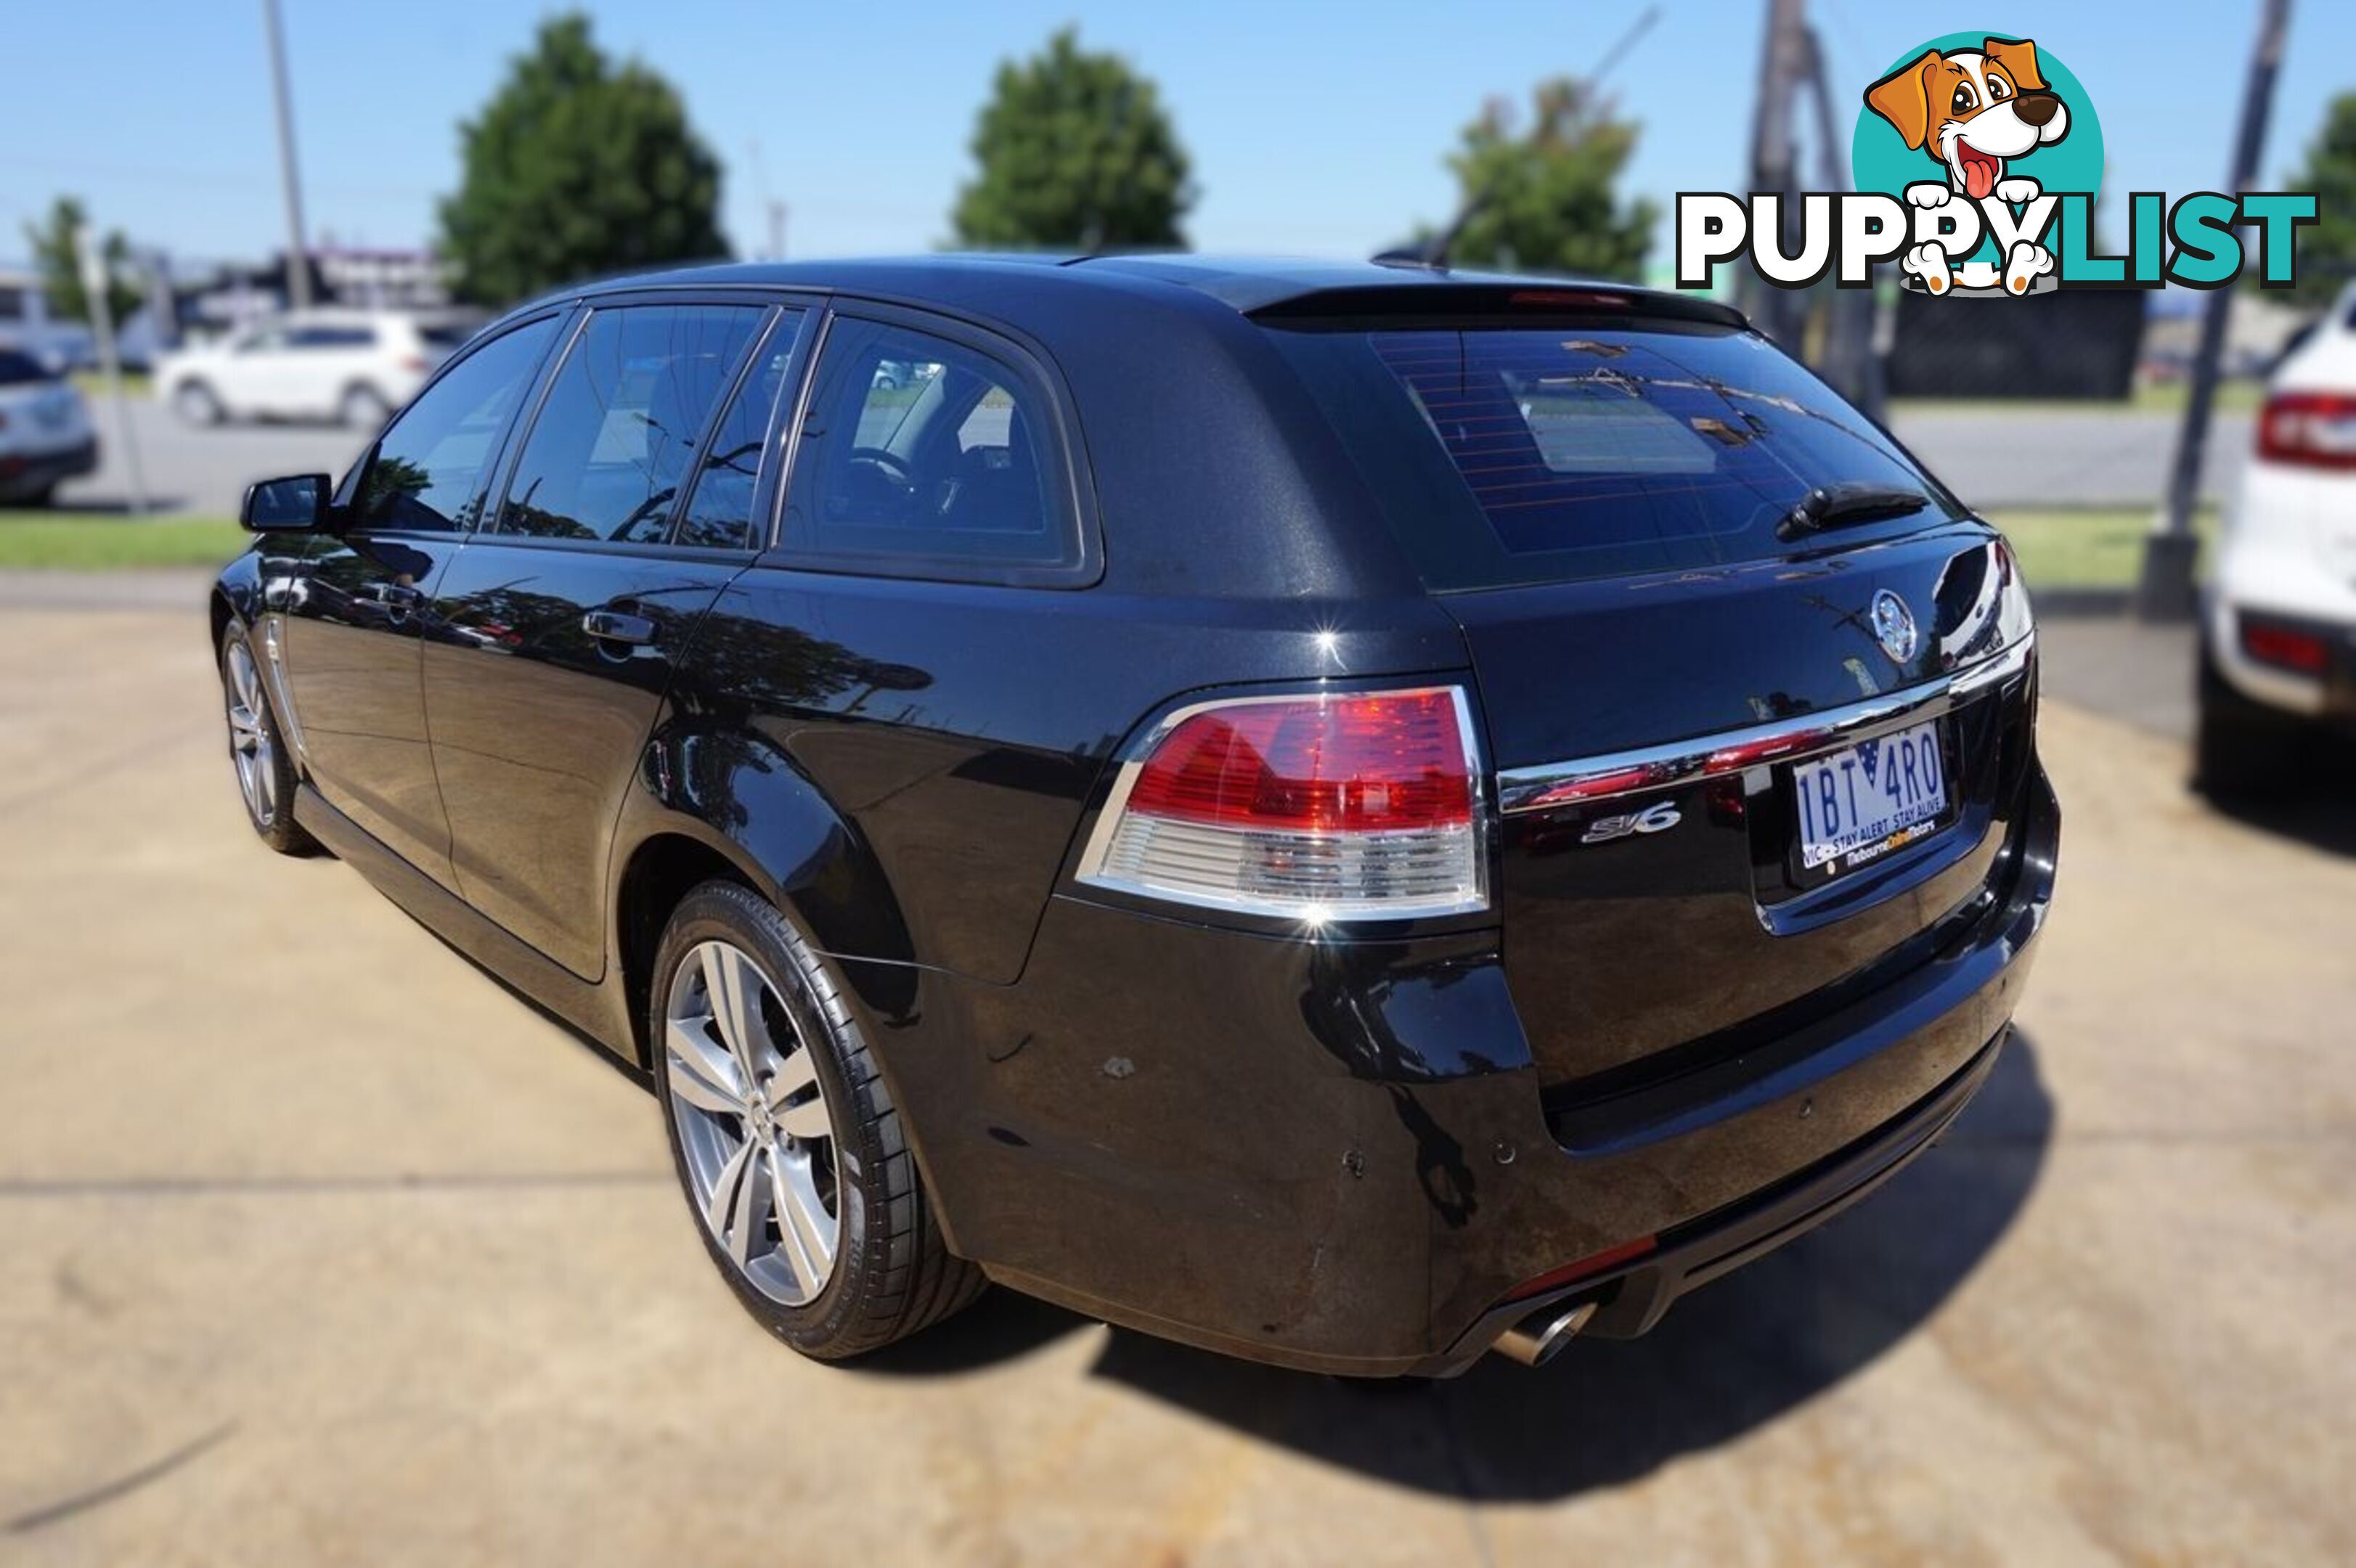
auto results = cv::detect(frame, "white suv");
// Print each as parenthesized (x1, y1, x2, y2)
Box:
(2198, 284, 2356, 790)
(155, 309, 478, 430)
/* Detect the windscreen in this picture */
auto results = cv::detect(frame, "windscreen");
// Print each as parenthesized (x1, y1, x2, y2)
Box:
(1269, 321, 1965, 589)
(0, 349, 53, 385)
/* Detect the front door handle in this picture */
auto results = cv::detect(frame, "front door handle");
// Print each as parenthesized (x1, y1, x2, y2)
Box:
(582, 608, 657, 647)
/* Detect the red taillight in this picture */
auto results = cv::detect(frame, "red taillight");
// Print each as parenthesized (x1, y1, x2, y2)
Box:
(1078, 687, 1487, 920)
(1125, 690, 1473, 833)
(2240, 617, 2331, 675)
(1509, 288, 1631, 311)
(1501, 1234, 1659, 1303)
(2257, 391, 2356, 470)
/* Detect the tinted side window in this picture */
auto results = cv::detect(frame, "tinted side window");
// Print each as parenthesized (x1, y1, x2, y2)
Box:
(497, 304, 766, 544)
(674, 310, 803, 550)
(787, 318, 1070, 573)
(292, 324, 377, 349)
(350, 314, 558, 533)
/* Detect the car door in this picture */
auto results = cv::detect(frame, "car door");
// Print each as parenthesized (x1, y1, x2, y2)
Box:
(221, 322, 293, 417)
(422, 296, 802, 979)
(289, 321, 373, 418)
(277, 311, 565, 887)
(684, 304, 1103, 985)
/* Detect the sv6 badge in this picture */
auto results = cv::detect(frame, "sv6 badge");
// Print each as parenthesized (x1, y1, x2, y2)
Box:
(1581, 801, 1684, 844)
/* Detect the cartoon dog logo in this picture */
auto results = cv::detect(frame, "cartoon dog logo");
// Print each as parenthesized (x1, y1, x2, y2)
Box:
(1864, 36, 2071, 295)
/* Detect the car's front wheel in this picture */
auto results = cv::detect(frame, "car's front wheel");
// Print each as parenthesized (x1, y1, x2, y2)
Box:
(650, 880, 984, 1359)
(219, 622, 316, 854)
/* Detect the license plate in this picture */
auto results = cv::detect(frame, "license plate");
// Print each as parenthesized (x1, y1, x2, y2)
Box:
(1792, 719, 1948, 873)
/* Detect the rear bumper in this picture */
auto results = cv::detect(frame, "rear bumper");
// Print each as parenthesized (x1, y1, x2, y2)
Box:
(1413, 1024, 2006, 1374)
(880, 761, 2058, 1377)
(2210, 463, 2356, 721)
(0, 436, 97, 498)
(2203, 595, 2356, 728)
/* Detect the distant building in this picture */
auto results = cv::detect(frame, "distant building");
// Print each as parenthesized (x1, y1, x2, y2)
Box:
(0, 264, 94, 370)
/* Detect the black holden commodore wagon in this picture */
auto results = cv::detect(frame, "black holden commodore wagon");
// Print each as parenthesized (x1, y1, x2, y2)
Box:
(213, 256, 2055, 1376)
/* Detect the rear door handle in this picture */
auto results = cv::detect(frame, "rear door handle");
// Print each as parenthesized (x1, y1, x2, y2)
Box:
(582, 608, 657, 646)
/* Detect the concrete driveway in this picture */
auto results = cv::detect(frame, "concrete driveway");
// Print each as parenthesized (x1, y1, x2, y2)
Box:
(60, 396, 367, 516)
(2, 581, 2350, 1566)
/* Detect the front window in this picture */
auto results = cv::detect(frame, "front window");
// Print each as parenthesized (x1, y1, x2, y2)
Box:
(347, 315, 558, 533)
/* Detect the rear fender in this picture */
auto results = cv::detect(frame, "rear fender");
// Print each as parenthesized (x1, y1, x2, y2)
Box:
(611, 712, 922, 1045)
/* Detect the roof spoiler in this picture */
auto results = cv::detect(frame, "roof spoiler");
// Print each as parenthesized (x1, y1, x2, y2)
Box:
(1247, 282, 1748, 332)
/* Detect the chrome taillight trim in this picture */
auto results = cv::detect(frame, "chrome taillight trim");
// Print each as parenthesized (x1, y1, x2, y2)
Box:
(1496, 634, 2037, 817)
(1072, 683, 1491, 922)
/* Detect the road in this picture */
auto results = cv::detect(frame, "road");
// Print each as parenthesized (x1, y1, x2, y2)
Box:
(59, 396, 367, 518)
(1887, 408, 2252, 511)
(1, 582, 2350, 1565)
(51, 393, 2246, 520)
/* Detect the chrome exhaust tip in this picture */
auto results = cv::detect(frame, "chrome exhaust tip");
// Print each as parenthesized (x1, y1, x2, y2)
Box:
(1493, 1299, 1597, 1367)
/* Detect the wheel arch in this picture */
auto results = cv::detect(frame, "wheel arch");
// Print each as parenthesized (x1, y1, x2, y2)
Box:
(208, 587, 237, 664)
(607, 748, 922, 1071)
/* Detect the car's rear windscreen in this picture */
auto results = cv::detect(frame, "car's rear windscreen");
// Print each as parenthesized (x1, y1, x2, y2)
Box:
(1266, 319, 1965, 589)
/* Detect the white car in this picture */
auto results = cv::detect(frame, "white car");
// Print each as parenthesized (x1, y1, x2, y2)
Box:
(2199, 282, 2356, 789)
(155, 309, 478, 430)
(0, 346, 97, 505)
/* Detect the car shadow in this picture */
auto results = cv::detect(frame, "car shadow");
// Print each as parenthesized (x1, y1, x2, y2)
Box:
(17, 499, 193, 517)
(2197, 739, 2356, 860)
(858, 1032, 2054, 1503)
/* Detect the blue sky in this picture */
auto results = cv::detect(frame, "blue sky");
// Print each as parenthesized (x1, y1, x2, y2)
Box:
(5, 1, 2348, 274)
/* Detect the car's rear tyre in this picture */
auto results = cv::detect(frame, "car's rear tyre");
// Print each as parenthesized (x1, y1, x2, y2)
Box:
(651, 880, 984, 1359)
(219, 621, 317, 855)
(2194, 642, 2310, 797)
(338, 383, 392, 430)
(173, 380, 224, 427)
(17, 482, 57, 508)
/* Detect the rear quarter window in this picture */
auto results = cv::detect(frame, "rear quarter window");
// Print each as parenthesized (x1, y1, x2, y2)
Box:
(1268, 321, 1964, 589)
(779, 314, 1086, 584)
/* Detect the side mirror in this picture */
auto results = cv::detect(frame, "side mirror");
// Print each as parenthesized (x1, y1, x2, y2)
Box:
(240, 473, 331, 533)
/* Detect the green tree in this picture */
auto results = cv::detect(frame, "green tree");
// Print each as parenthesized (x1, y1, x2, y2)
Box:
(22, 196, 140, 325)
(436, 13, 727, 306)
(2275, 92, 2356, 308)
(1432, 80, 1655, 281)
(951, 28, 1194, 250)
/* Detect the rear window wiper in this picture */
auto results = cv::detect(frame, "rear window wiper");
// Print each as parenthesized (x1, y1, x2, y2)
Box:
(1778, 482, 1933, 541)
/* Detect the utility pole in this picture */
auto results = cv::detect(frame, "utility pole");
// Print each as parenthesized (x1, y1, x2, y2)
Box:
(1801, 22, 1881, 417)
(2140, 0, 2292, 622)
(1744, 0, 1809, 351)
(76, 223, 149, 515)
(260, 0, 311, 309)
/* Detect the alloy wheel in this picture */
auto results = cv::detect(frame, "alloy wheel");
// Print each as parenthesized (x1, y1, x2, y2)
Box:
(663, 939, 841, 1307)
(224, 641, 277, 826)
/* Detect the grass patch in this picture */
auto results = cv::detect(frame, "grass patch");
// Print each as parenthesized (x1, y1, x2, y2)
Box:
(1986, 506, 2218, 592)
(0, 513, 245, 570)
(68, 370, 152, 400)
(1891, 380, 2263, 418)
